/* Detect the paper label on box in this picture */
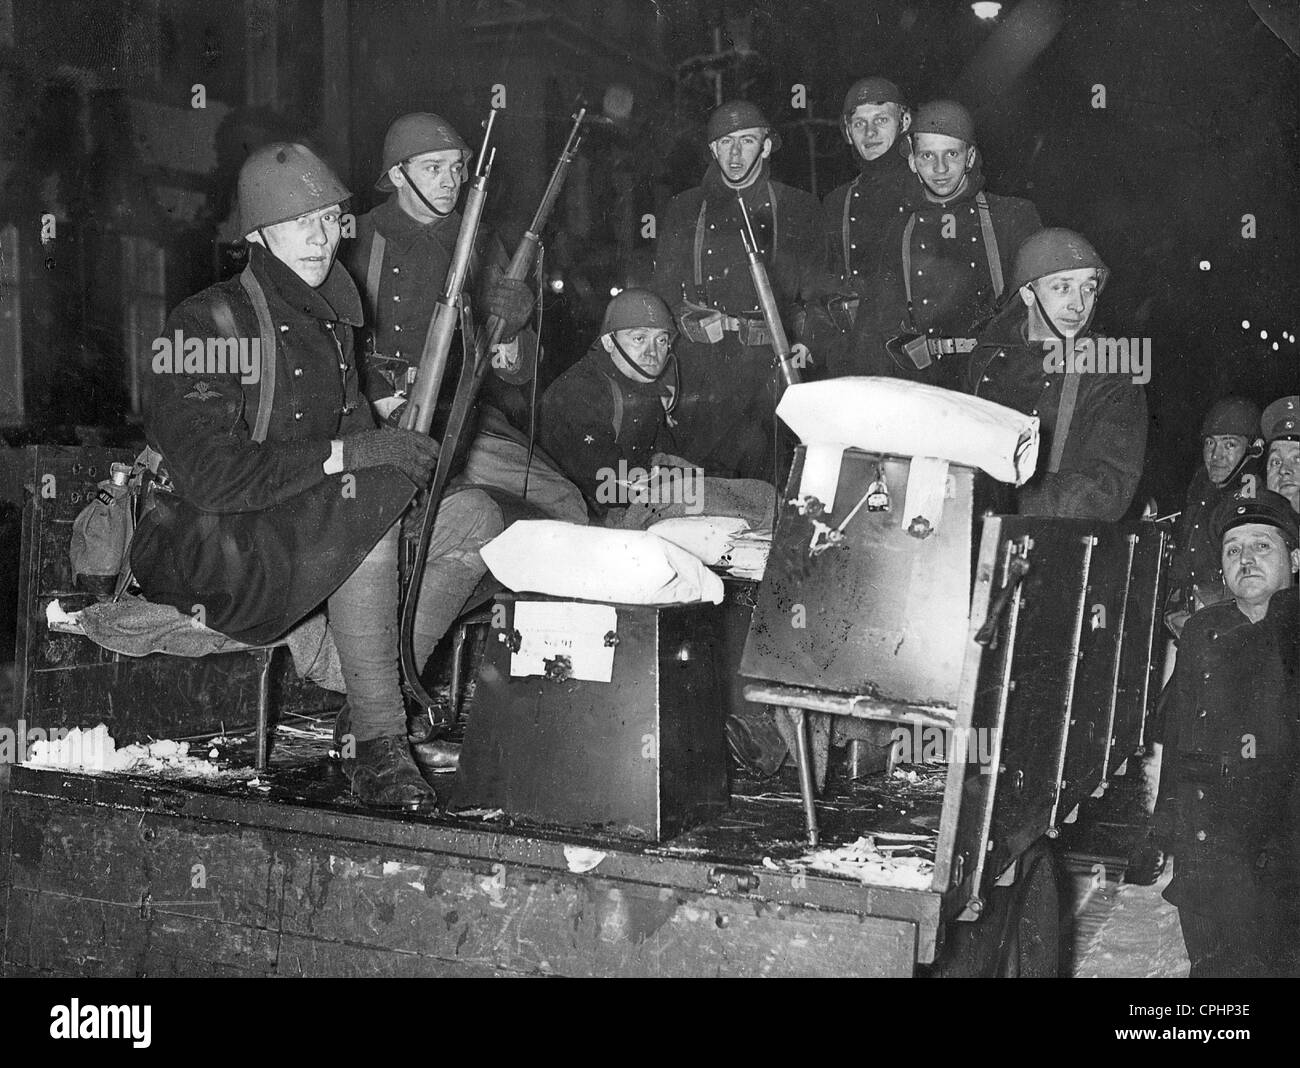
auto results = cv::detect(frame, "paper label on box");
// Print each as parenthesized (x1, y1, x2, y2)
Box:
(510, 601, 618, 683)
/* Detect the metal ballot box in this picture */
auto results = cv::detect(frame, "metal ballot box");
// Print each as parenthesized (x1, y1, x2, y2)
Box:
(741, 446, 981, 709)
(454, 593, 730, 841)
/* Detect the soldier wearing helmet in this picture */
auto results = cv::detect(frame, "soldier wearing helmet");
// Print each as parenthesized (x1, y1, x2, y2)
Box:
(847, 100, 1042, 384)
(131, 142, 504, 811)
(650, 100, 822, 481)
(1165, 397, 1265, 636)
(1262, 395, 1300, 512)
(539, 289, 684, 521)
(813, 77, 919, 375)
(1146, 488, 1300, 977)
(335, 114, 585, 522)
(966, 228, 1148, 520)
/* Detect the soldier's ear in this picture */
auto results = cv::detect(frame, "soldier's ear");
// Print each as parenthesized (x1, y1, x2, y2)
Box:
(600, 334, 615, 354)
(1290, 547, 1300, 574)
(966, 145, 977, 169)
(898, 108, 912, 134)
(760, 136, 773, 160)
(388, 165, 406, 188)
(1018, 283, 1035, 308)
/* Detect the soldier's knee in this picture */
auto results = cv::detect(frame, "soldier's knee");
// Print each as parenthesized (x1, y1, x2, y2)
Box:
(438, 488, 504, 547)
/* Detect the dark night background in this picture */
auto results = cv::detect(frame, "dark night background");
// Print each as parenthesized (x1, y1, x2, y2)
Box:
(0, 0, 1297, 654)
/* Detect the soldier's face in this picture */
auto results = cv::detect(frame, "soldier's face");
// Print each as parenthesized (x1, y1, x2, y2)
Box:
(1266, 441, 1300, 510)
(1222, 523, 1297, 606)
(1020, 268, 1100, 338)
(847, 103, 907, 161)
(252, 204, 342, 287)
(1203, 435, 1249, 485)
(603, 327, 672, 380)
(710, 127, 771, 187)
(909, 133, 975, 198)
(394, 149, 466, 219)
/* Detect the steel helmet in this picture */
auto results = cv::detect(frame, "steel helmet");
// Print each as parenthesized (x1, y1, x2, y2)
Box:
(1010, 228, 1110, 293)
(1261, 395, 1300, 443)
(842, 77, 905, 118)
(601, 288, 676, 336)
(910, 99, 976, 146)
(1201, 397, 1261, 439)
(237, 142, 350, 235)
(376, 112, 472, 191)
(706, 100, 781, 151)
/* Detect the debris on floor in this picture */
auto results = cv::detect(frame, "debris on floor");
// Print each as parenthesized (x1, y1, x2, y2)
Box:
(765, 832, 936, 890)
(24, 723, 252, 780)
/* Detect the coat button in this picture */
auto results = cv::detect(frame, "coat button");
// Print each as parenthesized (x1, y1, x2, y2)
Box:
(392, 266, 400, 273)
(1202, 671, 1211, 680)
(294, 412, 303, 420)
(1030, 409, 1038, 416)
(393, 295, 401, 302)
(1195, 830, 1206, 841)
(280, 324, 289, 332)
(1198, 708, 1207, 718)
(394, 324, 402, 331)
(1196, 789, 1204, 800)
(294, 368, 303, 377)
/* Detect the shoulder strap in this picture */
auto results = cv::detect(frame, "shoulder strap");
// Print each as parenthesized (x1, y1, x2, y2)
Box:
(901, 211, 919, 312)
(238, 267, 278, 443)
(840, 178, 857, 275)
(364, 231, 386, 313)
(692, 199, 708, 291)
(1048, 345, 1081, 474)
(975, 192, 1004, 299)
(767, 181, 779, 252)
(605, 373, 625, 441)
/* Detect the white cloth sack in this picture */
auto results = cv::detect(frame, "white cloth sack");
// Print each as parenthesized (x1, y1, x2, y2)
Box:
(646, 516, 749, 565)
(777, 377, 1039, 486)
(480, 520, 725, 605)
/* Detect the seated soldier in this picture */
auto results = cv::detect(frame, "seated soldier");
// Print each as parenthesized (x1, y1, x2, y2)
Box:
(130, 143, 502, 810)
(1263, 395, 1299, 513)
(1144, 490, 1300, 977)
(538, 289, 681, 523)
(1166, 397, 1264, 637)
(966, 228, 1147, 521)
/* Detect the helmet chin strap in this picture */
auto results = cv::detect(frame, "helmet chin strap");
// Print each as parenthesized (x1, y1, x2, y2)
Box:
(1030, 285, 1096, 343)
(610, 335, 674, 384)
(716, 144, 765, 190)
(399, 163, 453, 219)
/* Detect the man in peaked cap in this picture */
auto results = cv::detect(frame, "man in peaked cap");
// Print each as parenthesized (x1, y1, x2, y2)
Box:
(1263, 395, 1300, 512)
(816, 77, 921, 376)
(1145, 488, 1300, 976)
(847, 100, 1042, 385)
(649, 100, 823, 481)
(131, 143, 506, 810)
(341, 113, 587, 527)
(1166, 397, 1265, 637)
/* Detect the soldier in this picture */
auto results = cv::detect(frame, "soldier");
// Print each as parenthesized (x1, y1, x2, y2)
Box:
(341, 112, 586, 525)
(1148, 490, 1300, 977)
(130, 144, 504, 809)
(651, 100, 821, 481)
(967, 228, 1147, 521)
(1263, 394, 1299, 512)
(539, 289, 679, 522)
(1165, 397, 1264, 636)
(851, 100, 1041, 385)
(817, 77, 917, 376)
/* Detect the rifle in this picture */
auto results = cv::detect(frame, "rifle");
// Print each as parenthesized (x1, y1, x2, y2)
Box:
(399, 106, 586, 724)
(397, 109, 496, 717)
(399, 109, 499, 433)
(737, 195, 803, 390)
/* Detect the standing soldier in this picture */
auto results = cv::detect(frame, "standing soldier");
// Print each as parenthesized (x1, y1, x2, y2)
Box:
(1262, 395, 1299, 512)
(851, 100, 1041, 386)
(818, 77, 918, 376)
(651, 100, 821, 481)
(966, 228, 1146, 521)
(341, 112, 586, 525)
(1165, 397, 1264, 637)
(1148, 490, 1300, 977)
(130, 143, 504, 809)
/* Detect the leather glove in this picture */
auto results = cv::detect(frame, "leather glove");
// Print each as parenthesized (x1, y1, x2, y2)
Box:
(482, 267, 535, 341)
(341, 428, 440, 485)
(1124, 831, 1167, 886)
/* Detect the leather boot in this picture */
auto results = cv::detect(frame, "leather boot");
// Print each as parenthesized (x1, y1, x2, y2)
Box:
(345, 734, 438, 811)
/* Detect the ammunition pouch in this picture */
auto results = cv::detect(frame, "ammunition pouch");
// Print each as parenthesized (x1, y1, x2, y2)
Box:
(734, 315, 772, 348)
(677, 300, 774, 347)
(886, 334, 977, 370)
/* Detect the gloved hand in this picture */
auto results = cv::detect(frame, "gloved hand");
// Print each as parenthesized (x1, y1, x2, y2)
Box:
(482, 267, 535, 341)
(1124, 831, 1167, 886)
(341, 428, 440, 485)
